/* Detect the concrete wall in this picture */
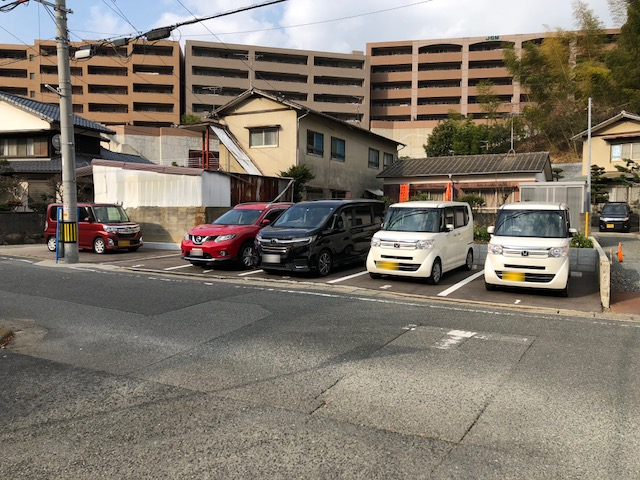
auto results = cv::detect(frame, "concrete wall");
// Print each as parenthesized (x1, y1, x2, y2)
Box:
(0, 212, 45, 244)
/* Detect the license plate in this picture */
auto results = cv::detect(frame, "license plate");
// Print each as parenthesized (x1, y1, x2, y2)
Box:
(119, 240, 130, 247)
(190, 248, 203, 257)
(377, 261, 398, 270)
(606, 223, 614, 229)
(503, 271, 525, 282)
(262, 254, 281, 264)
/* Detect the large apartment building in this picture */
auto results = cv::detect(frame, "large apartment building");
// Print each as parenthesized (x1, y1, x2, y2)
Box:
(0, 39, 181, 127)
(183, 41, 370, 126)
(367, 30, 620, 157)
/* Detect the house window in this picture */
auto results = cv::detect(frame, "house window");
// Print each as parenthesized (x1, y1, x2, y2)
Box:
(0, 137, 47, 157)
(249, 127, 279, 147)
(368, 148, 380, 169)
(331, 137, 345, 161)
(383, 152, 395, 168)
(307, 130, 324, 157)
(612, 142, 640, 161)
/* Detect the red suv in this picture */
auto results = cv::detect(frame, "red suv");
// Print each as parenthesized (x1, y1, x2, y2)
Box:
(181, 202, 293, 268)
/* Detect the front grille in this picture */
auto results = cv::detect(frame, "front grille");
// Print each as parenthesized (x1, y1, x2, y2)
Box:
(496, 271, 555, 283)
(381, 254, 413, 261)
(189, 234, 216, 245)
(504, 264, 546, 270)
(378, 239, 419, 250)
(261, 244, 289, 255)
(118, 232, 138, 239)
(502, 247, 549, 258)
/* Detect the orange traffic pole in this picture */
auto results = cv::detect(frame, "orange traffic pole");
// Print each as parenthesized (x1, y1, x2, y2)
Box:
(617, 242, 624, 263)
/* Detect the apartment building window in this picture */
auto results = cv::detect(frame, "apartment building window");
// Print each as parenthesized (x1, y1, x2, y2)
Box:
(88, 66, 127, 76)
(611, 142, 640, 161)
(0, 68, 27, 78)
(383, 152, 395, 168)
(133, 103, 173, 113)
(0, 137, 47, 157)
(250, 127, 279, 147)
(368, 148, 380, 169)
(307, 131, 324, 157)
(331, 137, 346, 162)
(133, 65, 173, 75)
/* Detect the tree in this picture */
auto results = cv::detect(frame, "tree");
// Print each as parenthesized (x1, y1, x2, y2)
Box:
(590, 165, 610, 204)
(607, 0, 640, 113)
(279, 164, 315, 202)
(476, 80, 502, 123)
(552, 167, 565, 181)
(0, 160, 26, 211)
(503, 1, 616, 154)
(181, 113, 202, 125)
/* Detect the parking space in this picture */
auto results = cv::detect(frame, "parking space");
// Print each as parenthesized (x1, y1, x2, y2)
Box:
(1, 243, 603, 314)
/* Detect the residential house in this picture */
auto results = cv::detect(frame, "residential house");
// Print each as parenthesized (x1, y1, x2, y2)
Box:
(377, 151, 552, 208)
(0, 91, 153, 210)
(191, 88, 402, 199)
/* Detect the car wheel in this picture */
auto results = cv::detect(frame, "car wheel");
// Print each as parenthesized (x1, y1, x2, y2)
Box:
(558, 282, 569, 298)
(369, 272, 382, 279)
(93, 237, 107, 254)
(426, 258, 442, 285)
(485, 281, 496, 291)
(464, 249, 473, 271)
(239, 241, 258, 269)
(46, 236, 57, 252)
(316, 250, 332, 277)
(128, 246, 140, 252)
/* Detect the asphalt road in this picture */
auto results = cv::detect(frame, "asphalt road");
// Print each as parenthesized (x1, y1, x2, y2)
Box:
(2, 255, 640, 478)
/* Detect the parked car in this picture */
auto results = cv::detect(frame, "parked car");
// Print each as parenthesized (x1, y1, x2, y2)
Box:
(45, 203, 143, 254)
(255, 199, 385, 277)
(181, 202, 292, 268)
(598, 202, 638, 232)
(366, 201, 474, 285)
(484, 202, 577, 297)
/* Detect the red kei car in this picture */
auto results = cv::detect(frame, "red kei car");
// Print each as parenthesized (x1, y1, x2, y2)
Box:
(181, 202, 293, 268)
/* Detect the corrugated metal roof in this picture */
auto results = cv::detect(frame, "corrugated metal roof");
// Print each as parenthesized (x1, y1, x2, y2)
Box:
(210, 124, 261, 175)
(377, 152, 551, 178)
(0, 91, 115, 134)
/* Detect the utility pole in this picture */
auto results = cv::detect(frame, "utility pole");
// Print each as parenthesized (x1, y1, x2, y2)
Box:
(53, 0, 79, 263)
(586, 97, 592, 236)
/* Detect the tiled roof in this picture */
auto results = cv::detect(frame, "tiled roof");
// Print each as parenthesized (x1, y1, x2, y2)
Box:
(7, 147, 153, 173)
(0, 91, 115, 134)
(377, 152, 551, 178)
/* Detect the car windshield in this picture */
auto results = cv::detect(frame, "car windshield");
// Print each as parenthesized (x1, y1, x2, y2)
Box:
(273, 205, 334, 228)
(383, 207, 440, 232)
(602, 204, 628, 215)
(93, 205, 130, 223)
(494, 209, 567, 238)
(213, 208, 262, 225)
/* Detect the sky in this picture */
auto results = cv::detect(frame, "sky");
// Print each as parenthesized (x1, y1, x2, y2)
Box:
(0, 0, 619, 53)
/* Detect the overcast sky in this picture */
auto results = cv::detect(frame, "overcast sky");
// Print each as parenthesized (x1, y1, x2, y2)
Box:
(0, 0, 618, 53)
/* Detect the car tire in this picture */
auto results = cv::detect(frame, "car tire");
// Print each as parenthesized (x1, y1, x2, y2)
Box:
(369, 272, 382, 279)
(316, 250, 332, 277)
(464, 249, 473, 271)
(46, 236, 57, 252)
(93, 237, 107, 254)
(238, 241, 258, 269)
(262, 268, 278, 275)
(426, 258, 442, 285)
(485, 281, 496, 291)
(558, 282, 569, 298)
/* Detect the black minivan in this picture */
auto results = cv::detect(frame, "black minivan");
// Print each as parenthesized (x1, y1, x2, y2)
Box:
(255, 199, 385, 276)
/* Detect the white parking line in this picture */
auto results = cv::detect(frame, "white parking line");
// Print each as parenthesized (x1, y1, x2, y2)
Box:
(238, 269, 264, 276)
(326, 270, 370, 284)
(164, 264, 193, 271)
(437, 270, 485, 297)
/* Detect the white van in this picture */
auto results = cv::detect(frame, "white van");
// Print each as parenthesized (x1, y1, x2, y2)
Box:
(484, 202, 577, 296)
(366, 201, 474, 285)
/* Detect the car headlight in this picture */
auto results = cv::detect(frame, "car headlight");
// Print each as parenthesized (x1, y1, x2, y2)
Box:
(549, 246, 568, 258)
(293, 235, 316, 246)
(104, 226, 118, 233)
(416, 239, 434, 250)
(371, 237, 381, 247)
(488, 244, 503, 255)
(215, 234, 237, 243)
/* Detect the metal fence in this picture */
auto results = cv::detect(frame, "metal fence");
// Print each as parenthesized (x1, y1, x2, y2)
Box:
(519, 182, 586, 229)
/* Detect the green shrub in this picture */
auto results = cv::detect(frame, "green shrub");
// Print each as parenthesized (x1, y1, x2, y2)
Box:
(570, 232, 593, 248)
(474, 224, 490, 243)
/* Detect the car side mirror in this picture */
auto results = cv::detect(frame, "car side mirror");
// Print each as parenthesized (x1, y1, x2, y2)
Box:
(568, 227, 578, 237)
(445, 223, 454, 232)
(487, 226, 495, 235)
(261, 219, 271, 226)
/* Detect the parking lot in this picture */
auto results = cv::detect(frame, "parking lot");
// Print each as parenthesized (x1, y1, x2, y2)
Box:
(1, 242, 604, 314)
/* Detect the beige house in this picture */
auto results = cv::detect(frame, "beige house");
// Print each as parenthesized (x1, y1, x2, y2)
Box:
(196, 89, 402, 200)
(573, 111, 640, 177)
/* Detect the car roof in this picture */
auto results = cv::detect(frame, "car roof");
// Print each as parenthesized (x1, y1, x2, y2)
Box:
(294, 199, 384, 207)
(389, 201, 469, 208)
(233, 202, 293, 210)
(499, 201, 568, 211)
